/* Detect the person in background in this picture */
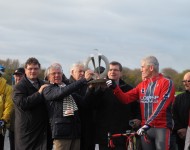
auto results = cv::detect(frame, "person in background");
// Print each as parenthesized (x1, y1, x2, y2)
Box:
(69, 61, 95, 150)
(12, 68, 25, 85)
(13, 57, 52, 150)
(8, 67, 25, 150)
(173, 72, 190, 150)
(42, 63, 93, 150)
(106, 56, 175, 150)
(0, 65, 13, 150)
(184, 111, 190, 150)
(93, 61, 141, 150)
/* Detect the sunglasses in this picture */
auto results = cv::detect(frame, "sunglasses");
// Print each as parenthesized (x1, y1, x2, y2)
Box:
(182, 80, 190, 83)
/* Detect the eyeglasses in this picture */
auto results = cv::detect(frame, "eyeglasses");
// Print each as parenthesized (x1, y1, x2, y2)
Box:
(182, 80, 190, 83)
(109, 69, 120, 72)
(26, 67, 39, 71)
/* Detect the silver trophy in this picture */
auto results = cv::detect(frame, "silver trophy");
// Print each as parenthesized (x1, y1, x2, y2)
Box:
(84, 52, 109, 85)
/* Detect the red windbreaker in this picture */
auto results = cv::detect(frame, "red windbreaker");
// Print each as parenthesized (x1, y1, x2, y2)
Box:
(113, 73, 175, 128)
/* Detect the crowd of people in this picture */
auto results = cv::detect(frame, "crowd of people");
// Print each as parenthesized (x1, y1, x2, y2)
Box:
(0, 55, 190, 150)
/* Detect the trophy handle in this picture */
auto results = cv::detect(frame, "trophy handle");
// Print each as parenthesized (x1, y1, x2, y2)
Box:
(84, 54, 109, 79)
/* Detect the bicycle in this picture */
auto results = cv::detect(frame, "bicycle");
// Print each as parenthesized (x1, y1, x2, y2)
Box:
(108, 130, 149, 150)
(108, 130, 137, 150)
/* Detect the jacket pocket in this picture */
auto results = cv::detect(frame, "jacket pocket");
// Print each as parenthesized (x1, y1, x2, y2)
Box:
(53, 118, 72, 137)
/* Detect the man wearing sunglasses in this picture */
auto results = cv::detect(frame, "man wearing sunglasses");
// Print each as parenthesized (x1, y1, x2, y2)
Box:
(173, 72, 190, 150)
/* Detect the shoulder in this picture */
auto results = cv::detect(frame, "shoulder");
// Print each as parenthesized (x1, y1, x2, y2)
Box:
(5, 84, 13, 93)
(119, 79, 133, 91)
(175, 92, 187, 99)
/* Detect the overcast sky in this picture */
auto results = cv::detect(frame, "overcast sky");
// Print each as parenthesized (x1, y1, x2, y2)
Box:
(0, 0, 189, 77)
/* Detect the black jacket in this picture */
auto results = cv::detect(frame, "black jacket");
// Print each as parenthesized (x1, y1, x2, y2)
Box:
(173, 91, 190, 131)
(69, 76, 95, 150)
(92, 79, 141, 145)
(42, 78, 88, 139)
(13, 75, 50, 150)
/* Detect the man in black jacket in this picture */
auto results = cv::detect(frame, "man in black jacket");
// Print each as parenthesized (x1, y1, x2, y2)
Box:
(42, 63, 93, 150)
(93, 61, 141, 150)
(173, 72, 190, 150)
(13, 57, 52, 150)
(69, 61, 95, 150)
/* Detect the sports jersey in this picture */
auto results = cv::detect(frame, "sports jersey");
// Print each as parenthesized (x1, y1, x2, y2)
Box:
(113, 73, 175, 129)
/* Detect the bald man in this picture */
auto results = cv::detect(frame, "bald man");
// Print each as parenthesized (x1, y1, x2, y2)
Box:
(173, 72, 190, 150)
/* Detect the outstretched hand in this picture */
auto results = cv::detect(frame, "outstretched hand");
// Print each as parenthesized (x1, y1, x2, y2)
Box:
(106, 79, 117, 89)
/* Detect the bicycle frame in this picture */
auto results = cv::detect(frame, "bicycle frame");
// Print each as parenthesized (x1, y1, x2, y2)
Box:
(108, 130, 136, 150)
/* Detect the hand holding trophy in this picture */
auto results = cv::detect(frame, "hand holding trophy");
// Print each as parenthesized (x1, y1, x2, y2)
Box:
(84, 52, 109, 87)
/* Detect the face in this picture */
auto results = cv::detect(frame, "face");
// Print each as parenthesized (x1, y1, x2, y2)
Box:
(182, 74, 190, 91)
(71, 66, 85, 81)
(14, 74, 24, 84)
(25, 64, 40, 81)
(141, 62, 153, 79)
(107, 64, 121, 81)
(48, 68, 63, 84)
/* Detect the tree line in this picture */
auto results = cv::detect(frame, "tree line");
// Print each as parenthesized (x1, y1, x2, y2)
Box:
(1, 58, 189, 92)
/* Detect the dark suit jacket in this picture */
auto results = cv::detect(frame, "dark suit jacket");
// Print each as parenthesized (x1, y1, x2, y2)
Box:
(13, 75, 50, 150)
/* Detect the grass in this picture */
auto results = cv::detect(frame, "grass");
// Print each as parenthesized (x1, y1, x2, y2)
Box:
(175, 91, 183, 96)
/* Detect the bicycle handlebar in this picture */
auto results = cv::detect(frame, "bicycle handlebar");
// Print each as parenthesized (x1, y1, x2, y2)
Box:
(108, 130, 150, 149)
(108, 130, 137, 149)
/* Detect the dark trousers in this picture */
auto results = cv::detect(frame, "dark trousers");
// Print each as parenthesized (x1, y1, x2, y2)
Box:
(9, 130, 15, 150)
(176, 136, 185, 150)
(0, 134, 4, 150)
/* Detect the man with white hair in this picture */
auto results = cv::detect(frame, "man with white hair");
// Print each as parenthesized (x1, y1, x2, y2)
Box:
(106, 56, 175, 150)
(42, 63, 93, 150)
(69, 61, 95, 150)
(173, 72, 190, 150)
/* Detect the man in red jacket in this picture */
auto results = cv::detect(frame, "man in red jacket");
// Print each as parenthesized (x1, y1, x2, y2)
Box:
(106, 56, 175, 150)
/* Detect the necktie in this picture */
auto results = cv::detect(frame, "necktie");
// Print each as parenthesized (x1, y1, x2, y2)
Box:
(33, 82, 39, 89)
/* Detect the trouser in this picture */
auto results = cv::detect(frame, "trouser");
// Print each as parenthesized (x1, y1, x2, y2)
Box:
(184, 126, 190, 150)
(53, 139, 80, 150)
(170, 132, 177, 150)
(176, 135, 185, 150)
(9, 130, 15, 150)
(0, 134, 4, 150)
(141, 128, 170, 150)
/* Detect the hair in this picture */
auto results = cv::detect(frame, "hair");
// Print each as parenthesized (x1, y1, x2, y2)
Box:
(25, 57, 41, 68)
(44, 63, 63, 80)
(141, 56, 159, 72)
(69, 61, 84, 74)
(109, 61, 122, 71)
(184, 72, 190, 78)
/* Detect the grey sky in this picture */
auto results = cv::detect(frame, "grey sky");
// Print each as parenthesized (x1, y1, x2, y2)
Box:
(0, 0, 189, 77)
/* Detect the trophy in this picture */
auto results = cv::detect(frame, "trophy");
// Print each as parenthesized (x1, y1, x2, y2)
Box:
(84, 52, 109, 86)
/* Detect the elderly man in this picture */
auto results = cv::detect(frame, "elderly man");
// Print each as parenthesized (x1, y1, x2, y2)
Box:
(42, 63, 93, 150)
(173, 72, 190, 150)
(69, 61, 97, 150)
(107, 56, 175, 150)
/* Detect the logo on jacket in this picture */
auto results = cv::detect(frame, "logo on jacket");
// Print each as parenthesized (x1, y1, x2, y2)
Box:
(140, 96, 159, 103)
(141, 89, 145, 94)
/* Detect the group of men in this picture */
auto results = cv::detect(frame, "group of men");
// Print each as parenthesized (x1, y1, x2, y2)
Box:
(0, 55, 190, 150)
